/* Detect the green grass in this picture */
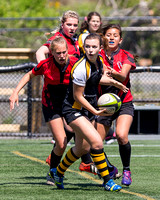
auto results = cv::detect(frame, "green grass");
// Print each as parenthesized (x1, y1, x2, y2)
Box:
(0, 139, 160, 200)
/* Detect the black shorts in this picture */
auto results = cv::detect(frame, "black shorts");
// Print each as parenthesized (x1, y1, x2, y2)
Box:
(42, 104, 62, 122)
(63, 105, 95, 125)
(95, 101, 134, 127)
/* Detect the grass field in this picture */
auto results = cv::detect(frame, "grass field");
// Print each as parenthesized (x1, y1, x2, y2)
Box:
(0, 138, 160, 200)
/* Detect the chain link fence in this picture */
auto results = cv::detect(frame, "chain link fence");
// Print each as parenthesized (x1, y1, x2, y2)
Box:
(0, 16, 160, 136)
(0, 63, 160, 136)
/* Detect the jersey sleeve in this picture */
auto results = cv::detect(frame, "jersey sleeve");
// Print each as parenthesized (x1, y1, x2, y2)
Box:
(72, 63, 87, 87)
(123, 51, 136, 70)
(32, 60, 45, 75)
(43, 36, 55, 48)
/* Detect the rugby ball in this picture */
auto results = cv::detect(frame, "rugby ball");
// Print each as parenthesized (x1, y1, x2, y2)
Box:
(97, 93, 121, 114)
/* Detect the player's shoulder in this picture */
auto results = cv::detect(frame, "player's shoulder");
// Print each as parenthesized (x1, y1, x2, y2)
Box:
(38, 56, 52, 66)
(47, 32, 63, 41)
(72, 56, 86, 72)
(120, 49, 134, 57)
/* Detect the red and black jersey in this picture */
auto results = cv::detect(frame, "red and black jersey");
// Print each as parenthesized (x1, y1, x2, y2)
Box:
(100, 47, 136, 103)
(43, 30, 80, 58)
(32, 56, 78, 108)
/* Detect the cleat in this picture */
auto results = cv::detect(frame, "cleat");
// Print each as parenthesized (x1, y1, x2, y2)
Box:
(104, 179, 122, 191)
(50, 168, 64, 189)
(46, 172, 55, 186)
(105, 132, 116, 145)
(121, 170, 132, 186)
(105, 138, 116, 145)
(109, 166, 122, 180)
(79, 162, 98, 175)
(46, 154, 51, 166)
(51, 138, 55, 144)
(99, 166, 122, 181)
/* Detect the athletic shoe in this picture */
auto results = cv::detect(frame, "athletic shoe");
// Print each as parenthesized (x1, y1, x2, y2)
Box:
(50, 168, 64, 189)
(121, 170, 132, 186)
(46, 172, 55, 186)
(46, 154, 51, 166)
(105, 132, 116, 145)
(104, 179, 122, 191)
(109, 166, 122, 180)
(79, 162, 98, 175)
(51, 138, 55, 144)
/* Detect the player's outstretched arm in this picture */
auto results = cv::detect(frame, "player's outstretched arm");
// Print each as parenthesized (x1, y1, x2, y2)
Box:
(100, 75, 129, 93)
(107, 64, 132, 82)
(9, 70, 35, 111)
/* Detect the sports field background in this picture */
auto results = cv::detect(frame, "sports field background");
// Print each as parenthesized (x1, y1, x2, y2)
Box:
(0, 137, 160, 200)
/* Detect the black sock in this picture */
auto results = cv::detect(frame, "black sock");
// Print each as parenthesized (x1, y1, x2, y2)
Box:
(50, 150, 62, 169)
(119, 141, 131, 171)
(104, 152, 114, 172)
(81, 153, 93, 164)
(65, 128, 75, 143)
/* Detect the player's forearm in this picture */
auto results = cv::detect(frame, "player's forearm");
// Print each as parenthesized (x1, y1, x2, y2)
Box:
(14, 71, 34, 94)
(74, 94, 98, 115)
(111, 71, 126, 82)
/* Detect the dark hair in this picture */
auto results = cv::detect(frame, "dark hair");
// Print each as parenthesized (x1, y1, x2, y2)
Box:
(102, 24, 122, 38)
(80, 12, 102, 33)
(84, 33, 102, 46)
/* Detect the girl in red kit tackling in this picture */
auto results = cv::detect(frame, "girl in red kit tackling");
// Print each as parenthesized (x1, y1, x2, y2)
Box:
(96, 24, 136, 186)
(9, 37, 78, 185)
(36, 10, 80, 63)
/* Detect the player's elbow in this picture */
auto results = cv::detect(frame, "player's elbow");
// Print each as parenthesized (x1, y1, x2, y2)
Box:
(36, 46, 49, 63)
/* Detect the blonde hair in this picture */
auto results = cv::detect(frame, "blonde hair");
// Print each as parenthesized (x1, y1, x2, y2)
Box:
(61, 10, 79, 24)
(45, 10, 79, 37)
(50, 36, 68, 53)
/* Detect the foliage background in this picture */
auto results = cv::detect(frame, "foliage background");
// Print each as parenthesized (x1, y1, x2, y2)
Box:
(0, 0, 160, 64)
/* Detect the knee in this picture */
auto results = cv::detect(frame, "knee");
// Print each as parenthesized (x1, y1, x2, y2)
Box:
(56, 141, 67, 154)
(117, 134, 128, 145)
(91, 141, 103, 150)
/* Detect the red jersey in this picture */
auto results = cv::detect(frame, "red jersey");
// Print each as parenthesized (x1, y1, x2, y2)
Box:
(32, 56, 78, 108)
(43, 31, 80, 58)
(100, 47, 136, 103)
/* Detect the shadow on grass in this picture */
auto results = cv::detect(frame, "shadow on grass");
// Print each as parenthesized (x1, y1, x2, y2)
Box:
(51, 182, 102, 191)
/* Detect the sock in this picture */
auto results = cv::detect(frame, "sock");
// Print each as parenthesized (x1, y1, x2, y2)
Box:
(65, 128, 75, 143)
(81, 153, 93, 164)
(119, 141, 131, 171)
(50, 150, 62, 169)
(57, 147, 79, 177)
(104, 152, 114, 172)
(90, 148, 110, 183)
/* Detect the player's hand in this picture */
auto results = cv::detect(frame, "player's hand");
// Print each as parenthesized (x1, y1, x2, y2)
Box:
(117, 82, 129, 93)
(122, 85, 129, 93)
(103, 64, 112, 77)
(95, 109, 113, 116)
(9, 92, 19, 111)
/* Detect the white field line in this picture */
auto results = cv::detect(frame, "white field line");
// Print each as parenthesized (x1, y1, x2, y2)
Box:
(12, 151, 156, 200)
(105, 144, 160, 147)
(108, 155, 160, 157)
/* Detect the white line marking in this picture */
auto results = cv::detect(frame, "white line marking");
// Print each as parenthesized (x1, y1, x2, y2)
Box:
(12, 151, 156, 200)
(105, 144, 160, 147)
(108, 155, 160, 157)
